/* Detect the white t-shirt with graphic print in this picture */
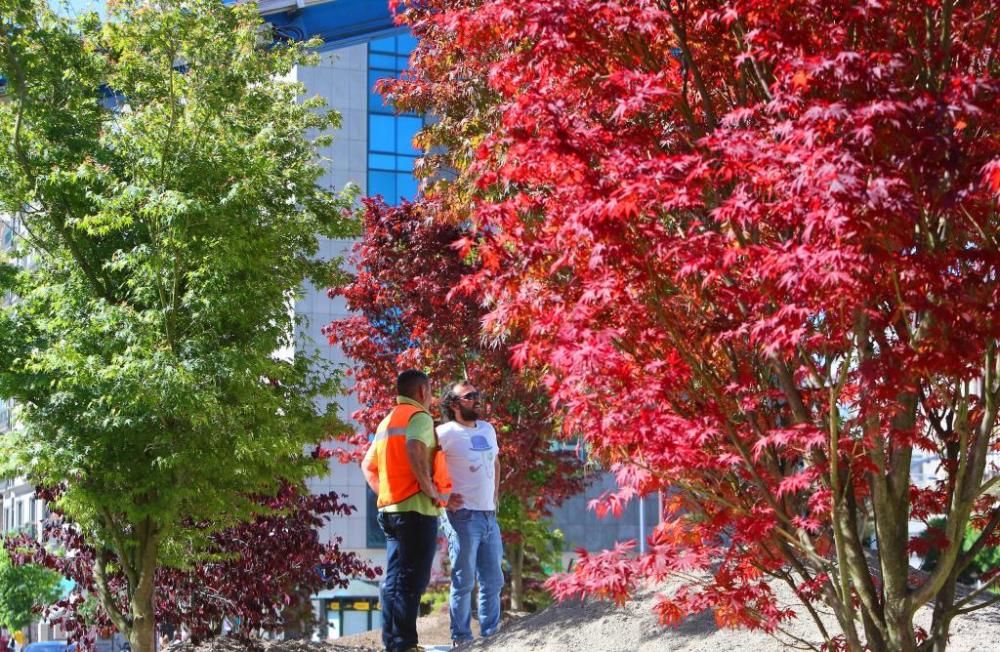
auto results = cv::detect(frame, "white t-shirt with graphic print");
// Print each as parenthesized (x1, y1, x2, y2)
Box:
(436, 420, 498, 512)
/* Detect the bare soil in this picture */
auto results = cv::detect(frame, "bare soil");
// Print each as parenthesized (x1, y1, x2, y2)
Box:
(333, 606, 454, 650)
(449, 579, 1000, 652)
(174, 580, 1000, 652)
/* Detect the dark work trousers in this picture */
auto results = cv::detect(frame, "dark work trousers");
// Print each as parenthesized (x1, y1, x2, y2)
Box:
(378, 510, 439, 652)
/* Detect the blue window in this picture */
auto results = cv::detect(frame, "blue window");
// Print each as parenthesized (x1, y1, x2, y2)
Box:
(368, 71, 391, 113)
(396, 156, 414, 173)
(367, 30, 422, 205)
(369, 53, 398, 70)
(369, 114, 396, 153)
(397, 174, 418, 202)
(369, 35, 397, 52)
(396, 116, 422, 153)
(397, 33, 419, 52)
(368, 171, 398, 205)
(368, 153, 395, 170)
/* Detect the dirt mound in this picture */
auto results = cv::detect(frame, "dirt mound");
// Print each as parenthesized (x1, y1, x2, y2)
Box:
(333, 607, 453, 650)
(168, 580, 1000, 651)
(459, 581, 1000, 652)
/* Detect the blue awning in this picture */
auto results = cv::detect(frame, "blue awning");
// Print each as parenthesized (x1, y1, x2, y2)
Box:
(256, 0, 397, 50)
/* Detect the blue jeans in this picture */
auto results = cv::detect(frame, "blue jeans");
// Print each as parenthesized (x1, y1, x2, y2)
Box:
(378, 511, 439, 652)
(445, 509, 504, 642)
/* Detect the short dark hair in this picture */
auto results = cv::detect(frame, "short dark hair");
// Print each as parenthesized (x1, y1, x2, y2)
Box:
(397, 369, 430, 399)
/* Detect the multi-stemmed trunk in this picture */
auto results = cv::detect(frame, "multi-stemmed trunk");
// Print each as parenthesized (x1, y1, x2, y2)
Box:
(94, 516, 160, 652)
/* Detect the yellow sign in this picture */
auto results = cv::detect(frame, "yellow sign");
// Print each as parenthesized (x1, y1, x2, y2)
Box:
(327, 599, 376, 612)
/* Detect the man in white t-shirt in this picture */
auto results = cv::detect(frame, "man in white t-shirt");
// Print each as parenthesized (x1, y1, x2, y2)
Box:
(437, 381, 503, 646)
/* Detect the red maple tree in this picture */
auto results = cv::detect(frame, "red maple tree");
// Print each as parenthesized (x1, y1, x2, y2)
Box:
(377, 1, 1000, 650)
(5, 483, 375, 647)
(321, 196, 587, 608)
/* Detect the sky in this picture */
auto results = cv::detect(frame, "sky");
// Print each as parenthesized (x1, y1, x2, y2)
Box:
(51, 0, 106, 19)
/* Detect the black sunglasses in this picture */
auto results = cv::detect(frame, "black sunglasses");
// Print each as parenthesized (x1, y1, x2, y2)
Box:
(456, 391, 480, 401)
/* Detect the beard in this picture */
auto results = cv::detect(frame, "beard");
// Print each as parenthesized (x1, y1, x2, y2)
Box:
(457, 403, 480, 422)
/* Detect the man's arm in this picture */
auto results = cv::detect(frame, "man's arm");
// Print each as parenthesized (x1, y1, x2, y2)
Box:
(361, 442, 379, 494)
(406, 439, 441, 505)
(494, 457, 500, 509)
(492, 424, 501, 509)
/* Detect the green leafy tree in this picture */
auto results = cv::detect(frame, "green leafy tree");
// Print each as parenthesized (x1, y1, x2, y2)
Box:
(0, 540, 61, 634)
(497, 494, 564, 612)
(0, 2, 356, 651)
(918, 517, 1000, 590)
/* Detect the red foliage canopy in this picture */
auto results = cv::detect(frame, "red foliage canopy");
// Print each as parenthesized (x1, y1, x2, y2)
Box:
(380, 0, 999, 649)
(322, 197, 585, 518)
(5, 484, 375, 647)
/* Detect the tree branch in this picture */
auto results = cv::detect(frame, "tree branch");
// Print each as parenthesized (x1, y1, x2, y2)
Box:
(93, 549, 131, 636)
(663, 1, 718, 132)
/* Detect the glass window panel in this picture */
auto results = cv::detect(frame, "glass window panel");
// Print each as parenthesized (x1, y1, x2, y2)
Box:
(369, 114, 395, 153)
(369, 35, 396, 54)
(397, 173, 418, 202)
(396, 116, 423, 153)
(368, 71, 392, 113)
(397, 33, 418, 54)
(368, 171, 397, 204)
(369, 88, 389, 114)
(369, 53, 398, 70)
(369, 31, 421, 207)
(395, 155, 417, 172)
(368, 153, 396, 171)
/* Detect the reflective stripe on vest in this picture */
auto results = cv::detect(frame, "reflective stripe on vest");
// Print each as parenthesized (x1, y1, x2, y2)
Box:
(374, 403, 427, 508)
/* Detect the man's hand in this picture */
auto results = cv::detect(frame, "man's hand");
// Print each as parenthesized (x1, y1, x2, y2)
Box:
(446, 492, 464, 511)
(405, 438, 439, 502)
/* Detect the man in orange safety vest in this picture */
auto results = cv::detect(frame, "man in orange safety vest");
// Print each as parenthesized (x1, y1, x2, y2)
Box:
(362, 369, 461, 652)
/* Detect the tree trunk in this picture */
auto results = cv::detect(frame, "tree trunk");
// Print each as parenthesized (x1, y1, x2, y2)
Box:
(882, 598, 918, 652)
(281, 594, 314, 640)
(508, 541, 524, 611)
(924, 571, 958, 652)
(869, 391, 920, 652)
(124, 517, 160, 652)
(128, 603, 157, 652)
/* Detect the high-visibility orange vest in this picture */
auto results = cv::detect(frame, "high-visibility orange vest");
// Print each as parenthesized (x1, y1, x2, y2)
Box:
(370, 403, 452, 508)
